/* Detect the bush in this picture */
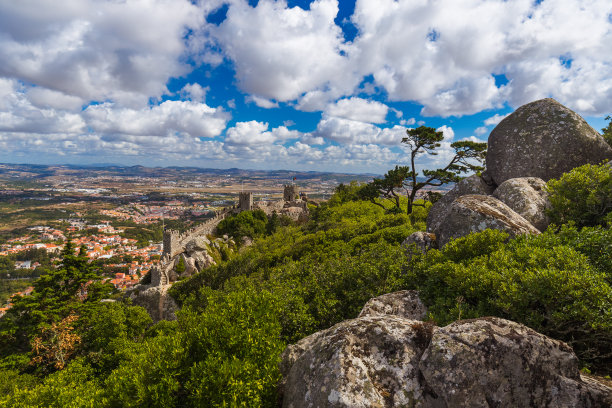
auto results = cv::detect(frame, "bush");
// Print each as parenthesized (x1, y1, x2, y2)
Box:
(216, 209, 268, 239)
(547, 162, 612, 227)
(406, 230, 612, 370)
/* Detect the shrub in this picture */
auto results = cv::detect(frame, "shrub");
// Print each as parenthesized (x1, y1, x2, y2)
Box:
(547, 162, 612, 227)
(407, 230, 612, 370)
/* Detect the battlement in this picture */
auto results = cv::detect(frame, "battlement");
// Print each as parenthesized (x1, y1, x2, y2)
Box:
(162, 208, 232, 258)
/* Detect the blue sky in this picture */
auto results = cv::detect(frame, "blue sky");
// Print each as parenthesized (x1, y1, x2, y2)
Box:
(0, 0, 611, 174)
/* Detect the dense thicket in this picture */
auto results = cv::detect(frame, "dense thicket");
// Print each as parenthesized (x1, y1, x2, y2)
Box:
(0, 164, 611, 406)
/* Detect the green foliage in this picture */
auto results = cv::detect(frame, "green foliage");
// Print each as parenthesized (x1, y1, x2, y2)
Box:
(359, 126, 487, 214)
(175, 256, 185, 274)
(104, 288, 284, 408)
(547, 162, 612, 227)
(602, 115, 612, 146)
(216, 209, 268, 239)
(406, 229, 612, 370)
(1, 358, 104, 407)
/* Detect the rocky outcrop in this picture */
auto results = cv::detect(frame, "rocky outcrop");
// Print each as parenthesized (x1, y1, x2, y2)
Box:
(280, 294, 612, 407)
(128, 285, 178, 323)
(436, 194, 540, 247)
(358, 290, 427, 320)
(493, 177, 551, 231)
(486, 98, 612, 185)
(402, 231, 437, 257)
(280, 315, 435, 407)
(427, 174, 495, 236)
(420, 317, 612, 407)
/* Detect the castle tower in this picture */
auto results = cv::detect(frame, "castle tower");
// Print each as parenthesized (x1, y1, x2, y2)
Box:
(162, 229, 180, 257)
(284, 185, 299, 202)
(239, 192, 253, 211)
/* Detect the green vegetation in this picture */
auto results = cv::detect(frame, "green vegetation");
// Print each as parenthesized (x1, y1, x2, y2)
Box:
(0, 163, 611, 406)
(603, 115, 612, 146)
(546, 162, 612, 227)
(404, 228, 611, 369)
(0, 279, 33, 305)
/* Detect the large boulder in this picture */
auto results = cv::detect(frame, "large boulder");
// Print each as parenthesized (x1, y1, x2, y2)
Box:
(426, 174, 495, 235)
(436, 194, 540, 247)
(493, 177, 551, 231)
(486, 98, 612, 185)
(280, 316, 436, 407)
(420, 317, 612, 407)
(358, 290, 427, 320)
(279, 314, 612, 407)
(184, 236, 210, 253)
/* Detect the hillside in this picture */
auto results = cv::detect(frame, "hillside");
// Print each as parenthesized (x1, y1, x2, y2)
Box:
(0, 99, 611, 407)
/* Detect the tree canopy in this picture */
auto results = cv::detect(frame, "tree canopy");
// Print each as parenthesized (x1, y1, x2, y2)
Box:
(359, 126, 487, 214)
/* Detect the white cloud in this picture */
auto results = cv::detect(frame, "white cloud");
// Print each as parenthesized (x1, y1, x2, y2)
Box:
(0, 79, 85, 134)
(0, 0, 202, 107)
(245, 95, 279, 109)
(83, 100, 229, 138)
(179, 83, 208, 103)
(202, 0, 359, 104)
(225, 121, 300, 146)
(314, 116, 404, 145)
(436, 125, 454, 142)
(483, 113, 509, 127)
(350, 0, 612, 116)
(324, 97, 389, 124)
(400, 118, 416, 126)
(474, 126, 489, 136)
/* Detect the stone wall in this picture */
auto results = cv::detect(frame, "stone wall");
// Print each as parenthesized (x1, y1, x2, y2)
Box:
(283, 185, 299, 201)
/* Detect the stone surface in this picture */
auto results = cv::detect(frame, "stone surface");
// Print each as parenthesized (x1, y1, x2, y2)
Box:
(280, 316, 435, 408)
(184, 236, 210, 253)
(402, 231, 437, 258)
(280, 314, 612, 408)
(486, 98, 612, 185)
(420, 317, 612, 408)
(436, 194, 540, 247)
(181, 254, 198, 276)
(426, 174, 495, 236)
(358, 290, 427, 320)
(191, 250, 215, 271)
(128, 285, 178, 322)
(493, 177, 551, 231)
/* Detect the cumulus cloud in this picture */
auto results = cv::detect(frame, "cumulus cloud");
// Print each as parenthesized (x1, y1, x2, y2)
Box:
(245, 95, 279, 109)
(484, 113, 510, 127)
(179, 83, 209, 103)
(201, 0, 358, 105)
(474, 126, 488, 136)
(83, 100, 229, 139)
(0, 0, 201, 107)
(225, 121, 300, 145)
(314, 116, 404, 145)
(324, 97, 389, 123)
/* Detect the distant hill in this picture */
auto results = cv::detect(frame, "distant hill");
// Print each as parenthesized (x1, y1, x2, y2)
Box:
(0, 163, 378, 183)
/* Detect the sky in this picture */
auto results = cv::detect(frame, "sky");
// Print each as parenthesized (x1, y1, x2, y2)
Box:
(0, 0, 611, 174)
